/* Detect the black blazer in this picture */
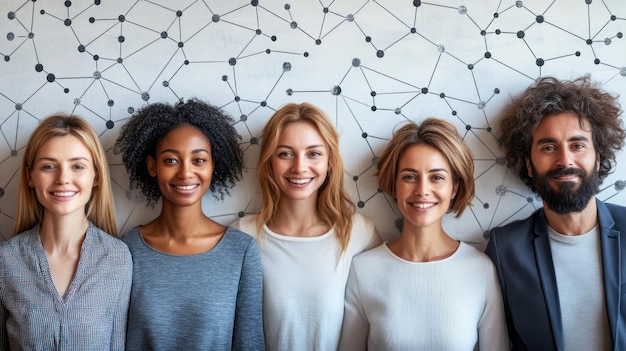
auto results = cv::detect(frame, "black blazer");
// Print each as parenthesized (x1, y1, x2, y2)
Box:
(486, 199, 626, 351)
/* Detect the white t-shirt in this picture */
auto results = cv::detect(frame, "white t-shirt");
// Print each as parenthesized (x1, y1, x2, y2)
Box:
(231, 213, 381, 351)
(338, 242, 508, 351)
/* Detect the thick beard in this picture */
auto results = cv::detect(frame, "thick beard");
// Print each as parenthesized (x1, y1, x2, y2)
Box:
(531, 165, 599, 214)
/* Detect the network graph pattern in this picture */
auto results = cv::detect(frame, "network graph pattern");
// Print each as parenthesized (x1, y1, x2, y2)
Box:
(1, 0, 625, 243)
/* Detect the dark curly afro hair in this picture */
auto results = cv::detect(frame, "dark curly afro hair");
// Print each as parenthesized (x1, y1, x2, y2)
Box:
(115, 98, 244, 206)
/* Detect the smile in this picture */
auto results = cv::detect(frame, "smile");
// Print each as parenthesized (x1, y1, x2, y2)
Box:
(288, 178, 313, 184)
(410, 202, 435, 209)
(173, 184, 199, 190)
(52, 191, 77, 197)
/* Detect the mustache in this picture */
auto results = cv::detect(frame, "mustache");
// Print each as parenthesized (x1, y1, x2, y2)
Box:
(546, 167, 586, 178)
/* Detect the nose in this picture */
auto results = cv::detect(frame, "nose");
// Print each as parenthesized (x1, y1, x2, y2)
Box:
(177, 161, 192, 179)
(555, 147, 574, 168)
(55, 167, 70, 184)
(291, 155, 306, 173)
(413, 178, 430, 196)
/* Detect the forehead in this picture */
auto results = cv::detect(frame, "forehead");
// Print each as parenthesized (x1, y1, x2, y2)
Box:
(279, 121, 326, 144)
(398, 143, 450, 169)
(158, 125, 211, 149)
(532, 112, 593, 143)
(37, 134, 91, 157)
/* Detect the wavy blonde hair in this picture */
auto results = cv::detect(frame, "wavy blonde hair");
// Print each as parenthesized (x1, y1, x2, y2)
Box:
(256, 102, 355, 256)
(13, 114, 118, 236)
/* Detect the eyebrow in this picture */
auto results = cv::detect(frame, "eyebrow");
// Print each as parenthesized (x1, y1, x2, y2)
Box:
(160, 148, 210, 155)
(276, 144, 325, 149)
(35, 156, 90, 163)
(399, 167, 449, 174)
(535, 135, 590, 145)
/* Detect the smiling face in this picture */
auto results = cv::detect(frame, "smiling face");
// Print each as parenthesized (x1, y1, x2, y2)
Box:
(147, 125, 214, 208)
(270, 121, 329, 203)
(527, 112, 600, 213)
(395, 143, 458, 233)
(28, 135, 98, 220)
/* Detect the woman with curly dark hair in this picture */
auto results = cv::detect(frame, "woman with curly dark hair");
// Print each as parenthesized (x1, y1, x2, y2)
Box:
(115, 98, 263, 350)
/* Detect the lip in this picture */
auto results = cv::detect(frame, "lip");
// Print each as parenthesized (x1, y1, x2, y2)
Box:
(49, 190, 78, 200)
(170, 183, 200, 193)
(408, 201, 437, 210)
(287, 178, 314, 186)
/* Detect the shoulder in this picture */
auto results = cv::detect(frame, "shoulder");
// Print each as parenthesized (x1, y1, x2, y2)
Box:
(489, 208, 541, 241)
(87, 224, 132, 260)
(457, 242, 496, 268)
(348, 213, 382, 248)
(0, 227, 37, 252)
(223, 227, 258, 250)
(230, 215, 259, 238)
(119, 226, 142, 246)
(352, 243, 388, 265)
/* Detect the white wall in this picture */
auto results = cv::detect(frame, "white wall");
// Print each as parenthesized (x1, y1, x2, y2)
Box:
(1, 0, 625, 245)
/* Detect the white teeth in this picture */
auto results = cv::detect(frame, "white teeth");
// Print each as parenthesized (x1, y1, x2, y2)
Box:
(53, 192, 76, 197)
(174, 185, 197, 190)
(412, 203, 434, 209)
(288, 178, 312, 184)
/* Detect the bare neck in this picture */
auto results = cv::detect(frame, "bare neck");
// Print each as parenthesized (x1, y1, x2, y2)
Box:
(38, 212, 88, 255)
(268, 197, 329, 237)
(388, 222, 459, 262)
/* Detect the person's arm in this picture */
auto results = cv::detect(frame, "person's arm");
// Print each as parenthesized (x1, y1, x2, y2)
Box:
(110, 249, 133, 351)
(477, 261, 509, 351)
(0, 296, 8, 351)
(338, 264, 369, 351)
(232, 238, 264, 351)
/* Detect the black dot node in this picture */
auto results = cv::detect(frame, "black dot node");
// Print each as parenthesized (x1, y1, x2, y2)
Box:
(93, 54, 99, 61)
(11, 150, 18, 157)
(250, 137, 259, 145)
(611, 15, 616, 21)
(323, 7, 329, 13)
(229, 57, 237, 66)
(222, 75, 228, 81)
(575, 51, 581, 56)
(371, 106, 377, 111)
(483, 203, 489, 209)
(536, 15, 544, 23)
(452, 111, 457, 116)
(286, 89, 293, 96)
(493, 13, 499, 18)
(487, 127, 492, 132)
(468, 64, 474, 70)
(64, 18, 72, 26)
(290, 21, 297, 29)
(65, 1, 71, 7)
(93, 71, 101, 79)
(128, 107, 135, 114)
(284, 4, 290, 10)
(376, 50, 384, 58)
(586, 39, 592, 45)
(377, 188, 383, 193)
(46, 73, 55, 82)
(265, 49, 271, 54)
(283, 62, 292, 71)
(361, 132, 368, 138)
(184, 60, 189, 65)
(494, 88, 500, 94)
(421, 87, 428, 94)
(255, 29, 261, 35)
(118, 35, 125, 43)
(332, 86, 341, 95)
(370, 91, 376, 97)
(352, 176, 359, 181)
(234, 96, 240, 102)
(15, 103, 22, 110)
(483, 231, 490, 239)
(28, 32, 34, 39)
(161, 31, 167, 39)
(411, 27, 416, 34)
(439, 93, 446, 98)
(594, 58, 600, 64)
(585, 0, 592, 4)
(357, 201, 365, 208)
(315, 39, 321, 45)
(238, 211, 245, 218)
(617, 32, 623, 39)
(484, 51, 492, 58)
(251, 0, 259, 6)
(8, 11, 16, 19)
(526, 197, 533, 203)
(413, 0, 421, 7)
(64, 88, 69, 93)
(162, 80, 169, 87)
(78, 44, 85, 52)
(352, 58, 361, 67)
(260, 101, 267, 107)
(141, 92, 150, 101)
(303, 52, 309, 57)
(177, 42, 184, 48)
(7, 32, 15, 41)
(480, 30, 486, 36)
(212, 14, 220, 22)
(39, 10, 45, 15)
(271, 35, 277, 41)
(117, 57, 123, 63)
(35, 63, 43, 72)
(89, 17, 95, 23)
(4, 56, 10, 62)
(107, 99, 114, 106)
(495, 29, 501, 35)
(516, 30, 525, 39)
(536, 58, 544, 66)
(176, 10, 182, 17)
(118, 15, 125, 22)
(365, 36, 371, 42)
(106, 120, 114, 129)
(465, 124, 471, 130)
(394, 108, 401, 114)
(240, 115, 247, 122)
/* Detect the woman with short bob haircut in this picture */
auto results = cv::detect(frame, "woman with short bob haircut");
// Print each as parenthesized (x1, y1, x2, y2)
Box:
(232, 102, 381, 351)
(339, 118, 507, 350)
(1, 114, 132, 350)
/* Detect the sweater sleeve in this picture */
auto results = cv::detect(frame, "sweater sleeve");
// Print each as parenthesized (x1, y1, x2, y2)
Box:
(0, 293, 7, 351)
(232, 237, 264, 351)
(338, 262, 369, 351)
(477, 260, 509, 351)
(110, 248, 133, 351)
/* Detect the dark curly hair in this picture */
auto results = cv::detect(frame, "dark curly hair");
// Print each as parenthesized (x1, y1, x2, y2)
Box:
(499, 75, 625, 191)
(115, 98, 243, 206)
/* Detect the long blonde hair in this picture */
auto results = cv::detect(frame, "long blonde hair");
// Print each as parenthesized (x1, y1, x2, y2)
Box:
(256, 102, 355, 256)
(13, 114, 118, 236)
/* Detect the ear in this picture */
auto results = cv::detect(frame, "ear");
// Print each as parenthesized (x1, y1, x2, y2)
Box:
(596, 152, 601, 171)
(525, 157, 532, 178)
(27, 167, 35, 187)
(147, 156, 157, 177)
(452, 183, 459, 200)
(93, 171, 99, 187)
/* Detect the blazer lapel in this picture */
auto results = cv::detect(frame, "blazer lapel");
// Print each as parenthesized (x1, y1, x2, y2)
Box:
(533, 212, 564, 351)
(597, 199, 621, 347)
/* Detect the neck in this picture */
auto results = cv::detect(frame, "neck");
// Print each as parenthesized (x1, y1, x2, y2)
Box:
(38, 212, 89, 255)
(388, 221, 459, 262)
(153, 201, 216, 238)
(268, 197, 328, 237)
(543, 197, 598, 235)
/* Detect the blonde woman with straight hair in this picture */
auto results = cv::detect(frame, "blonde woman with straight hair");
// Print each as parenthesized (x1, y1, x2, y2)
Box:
(232, 102, 381, 351)
(0, 114, 132, 350)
